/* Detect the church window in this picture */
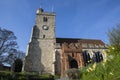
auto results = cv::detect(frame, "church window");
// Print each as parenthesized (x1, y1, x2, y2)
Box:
(43, 35, 45, 38)
(43, 17, 48, 22)
(100, 54, 103, 61)
(82, 51, 91, 66)
(94, 51, 103, 63)
(69, 59, 78, 68)
(72, 53, 74, 57)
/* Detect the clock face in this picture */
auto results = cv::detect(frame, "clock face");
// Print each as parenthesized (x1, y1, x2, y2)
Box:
(42, 25, 49, 30)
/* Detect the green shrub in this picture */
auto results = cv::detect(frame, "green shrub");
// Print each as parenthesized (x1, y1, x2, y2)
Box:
(66, 68, 80, 80)
(81, 47, 120, 80)
(0, 71, 58, 80)
(13, 59, 23, 72)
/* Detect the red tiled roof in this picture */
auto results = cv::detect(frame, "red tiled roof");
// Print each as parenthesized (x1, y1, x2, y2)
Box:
(56, 38, 105, 45)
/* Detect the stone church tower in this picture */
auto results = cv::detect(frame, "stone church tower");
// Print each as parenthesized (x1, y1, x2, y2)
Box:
(24, 8, 56, 74)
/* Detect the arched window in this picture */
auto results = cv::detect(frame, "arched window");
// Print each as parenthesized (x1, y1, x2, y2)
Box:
(82, 51, 91, 66)
(43, 17, 48, 22)
(43, 35, 45, 38)
(94, 51, 103, 63)
(95, 52, 100, 62)
(69, 59, 78, 68)
(100, 54, 103, 61)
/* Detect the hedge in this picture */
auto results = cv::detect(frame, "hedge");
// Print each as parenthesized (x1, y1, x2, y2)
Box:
(0, 71, 59, 80)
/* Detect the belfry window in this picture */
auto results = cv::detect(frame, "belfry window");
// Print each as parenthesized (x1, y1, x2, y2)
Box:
(43, 17, 48, 22)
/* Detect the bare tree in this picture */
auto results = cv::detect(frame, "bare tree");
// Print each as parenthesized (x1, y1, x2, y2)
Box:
(0, 28, 18, 65)
(3, 50, 25, 65)
(0, 28, 18, 55)
(108, 24, 120, 45)
(108, 24, 120, 50)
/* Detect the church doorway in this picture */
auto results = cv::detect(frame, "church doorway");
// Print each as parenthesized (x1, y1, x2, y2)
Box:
(69, 59, 78, 68)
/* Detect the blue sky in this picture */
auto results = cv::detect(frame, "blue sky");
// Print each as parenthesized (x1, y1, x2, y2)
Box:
(0, 0, 120, 52)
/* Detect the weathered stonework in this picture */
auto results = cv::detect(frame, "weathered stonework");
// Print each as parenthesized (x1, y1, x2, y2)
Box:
(55, 38, 107, 77)
(24, 8, 108, 77)
(24, 8, 56, 74)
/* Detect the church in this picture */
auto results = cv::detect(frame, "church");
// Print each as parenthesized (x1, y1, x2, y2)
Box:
(24, 8, 107, 77)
